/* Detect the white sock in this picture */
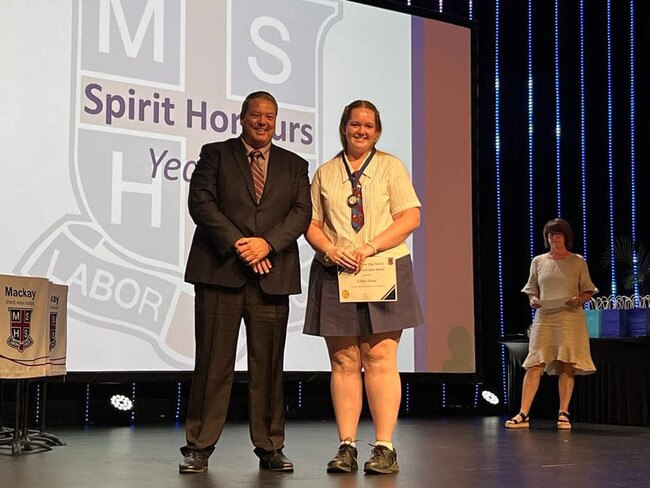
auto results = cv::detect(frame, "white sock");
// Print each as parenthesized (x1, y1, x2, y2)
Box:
(375, 440, 393, 450)
(340, 438, 356, 448)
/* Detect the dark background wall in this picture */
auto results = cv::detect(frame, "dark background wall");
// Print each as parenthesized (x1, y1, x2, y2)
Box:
(406, 0, 650, 402)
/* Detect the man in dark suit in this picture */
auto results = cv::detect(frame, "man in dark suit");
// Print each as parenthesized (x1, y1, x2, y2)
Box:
(179, 91, 311, 474)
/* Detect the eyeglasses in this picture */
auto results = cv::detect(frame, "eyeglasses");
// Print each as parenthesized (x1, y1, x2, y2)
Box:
(547, 232, 564, 237)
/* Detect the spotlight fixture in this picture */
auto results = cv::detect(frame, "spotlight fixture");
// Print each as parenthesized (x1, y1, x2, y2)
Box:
(481, 390, 500, 405)
(110, 394, 134, 411)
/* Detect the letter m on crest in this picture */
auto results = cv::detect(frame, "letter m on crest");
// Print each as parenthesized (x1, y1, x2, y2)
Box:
(80, 0, 183, 86)
(98, 0, 165, 62)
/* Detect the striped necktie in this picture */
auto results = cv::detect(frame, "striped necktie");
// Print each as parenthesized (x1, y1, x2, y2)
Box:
(351, 170, 364, 232)
(248, 150, 265, 202)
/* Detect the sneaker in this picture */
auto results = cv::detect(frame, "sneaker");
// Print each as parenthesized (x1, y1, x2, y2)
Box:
(363, 444, 399, 474)
(327, 443, 358, 473)
(179, 450, 209, 474)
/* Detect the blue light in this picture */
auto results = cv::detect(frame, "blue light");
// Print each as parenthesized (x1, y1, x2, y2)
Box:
(175, 382, 182, 422)
(528, 0, 534, 257)
(131, 382, 136, 424)
(474, 384, 479, 409)
(405, 382, 411, 414)
(606, 0, 617, 298)
(298, 381, 303, 410)
(441, 382, 447, 408)
(439, 1, 444, 13)
(580, 0, 588, 259)
(84, 384, 90, 425)
(528, 0, 536, 320)
(35, 383, 41, 424)
(469, 0, 473, 20)
(528, 2, 537, 321)
(555, 0, 562, 216)
(630, 1, 639, 306)
(494, 0, 508, 405)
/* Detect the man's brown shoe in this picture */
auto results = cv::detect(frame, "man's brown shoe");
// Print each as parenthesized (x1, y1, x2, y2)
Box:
(179, 450, 209, 474)
(253, 448, 294, 472)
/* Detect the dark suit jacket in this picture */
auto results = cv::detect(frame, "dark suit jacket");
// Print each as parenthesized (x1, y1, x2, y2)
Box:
(185, 137, 311, 295)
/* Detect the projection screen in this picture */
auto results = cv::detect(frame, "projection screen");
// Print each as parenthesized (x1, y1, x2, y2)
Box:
(0, 0, 475, 373)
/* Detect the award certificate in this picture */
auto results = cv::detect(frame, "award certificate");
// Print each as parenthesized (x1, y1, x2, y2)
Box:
(338, 254, 397, 302)
(539, 296, 572, 312)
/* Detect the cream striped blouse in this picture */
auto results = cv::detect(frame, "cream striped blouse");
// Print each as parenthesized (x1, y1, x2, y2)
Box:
(311, 151, 421, 264)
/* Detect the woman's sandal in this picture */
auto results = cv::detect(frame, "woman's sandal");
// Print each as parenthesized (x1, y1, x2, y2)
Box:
(557, 411, 572, 430)
(505, 411, 529, 429)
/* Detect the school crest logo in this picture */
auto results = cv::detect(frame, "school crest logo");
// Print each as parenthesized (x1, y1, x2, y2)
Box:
(14, 0, 342, 368)
(7, 308, 34, 353)
(49, 312, 58, 352)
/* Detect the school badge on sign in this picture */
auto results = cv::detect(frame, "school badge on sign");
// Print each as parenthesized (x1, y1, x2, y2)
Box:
(0, 275, 51, 379)
(14, 0, 342, 369)
(7, 309, 34, 353)
(49, 311, 58, 352)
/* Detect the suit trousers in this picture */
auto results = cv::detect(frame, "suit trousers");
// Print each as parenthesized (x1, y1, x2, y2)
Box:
(182, 281, 289, 455)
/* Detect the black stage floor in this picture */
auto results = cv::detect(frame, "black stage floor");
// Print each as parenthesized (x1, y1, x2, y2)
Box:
(2, 417, 649, 488)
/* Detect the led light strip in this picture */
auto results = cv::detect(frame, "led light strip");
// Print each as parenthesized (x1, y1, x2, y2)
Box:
(527, 0, 536, 321)
(175, 382, 182, 422)
(606, 0, 617, 298)
(84, 384, 90, 425)
(629, 1, 639, 306)
(528, 0, 534, 261)
(131, 382, 136, 424)
(494, 0, 508, 405)
(555, 0, 562, 215)
(405, 382, 411, 414)
(580, 0, 588, 259)
(35, 384, 41, 424)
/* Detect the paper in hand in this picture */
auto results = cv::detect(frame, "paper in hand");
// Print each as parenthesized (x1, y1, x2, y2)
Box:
(539, 296, 572, 311)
